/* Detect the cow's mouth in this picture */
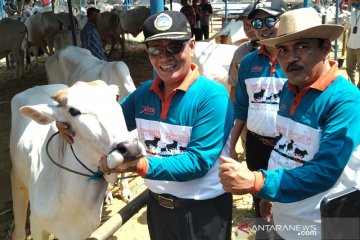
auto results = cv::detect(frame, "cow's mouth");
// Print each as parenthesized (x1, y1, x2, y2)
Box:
(106, 140, 145, 168)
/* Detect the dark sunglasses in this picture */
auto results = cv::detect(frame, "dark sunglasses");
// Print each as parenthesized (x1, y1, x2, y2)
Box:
(146, 40, 189, 57)
(251, 16, 279, 29)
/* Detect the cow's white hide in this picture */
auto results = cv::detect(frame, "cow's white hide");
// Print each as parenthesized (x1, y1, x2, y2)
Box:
(10, 80, 145, 240)
(210, 19, 248, 46)
(53, 29, 81, 51)
(192, 41, 238, 91)
(22, 11, 67, 70)
(45, 46, 136, 102)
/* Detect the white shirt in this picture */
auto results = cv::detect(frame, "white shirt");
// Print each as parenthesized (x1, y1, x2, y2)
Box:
(347, 7, 360, 49)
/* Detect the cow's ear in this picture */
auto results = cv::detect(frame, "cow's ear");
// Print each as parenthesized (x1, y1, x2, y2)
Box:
(20, 104, 56, 125)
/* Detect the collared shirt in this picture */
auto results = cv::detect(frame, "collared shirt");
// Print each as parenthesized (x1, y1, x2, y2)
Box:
(80, 22, 106, 61)
(234, 45, 287, 137)
(120, 64, 234, 200)
(257, 61, 360, 240)
(228, 40, 259, 87)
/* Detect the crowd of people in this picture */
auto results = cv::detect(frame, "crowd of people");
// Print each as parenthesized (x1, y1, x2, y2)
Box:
(180, 0, 213, 41)
(57, 0, 360, 239)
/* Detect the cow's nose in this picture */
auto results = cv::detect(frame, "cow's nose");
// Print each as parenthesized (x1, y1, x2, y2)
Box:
(116, 143, 127, 154)
(116, 139, 144, 161)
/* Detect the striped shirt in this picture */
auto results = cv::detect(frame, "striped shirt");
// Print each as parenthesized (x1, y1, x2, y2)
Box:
(80, 22, 106, 61)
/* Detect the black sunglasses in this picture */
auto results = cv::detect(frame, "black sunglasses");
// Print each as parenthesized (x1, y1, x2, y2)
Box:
(251, 16, 279, 29)
(146, 40, 189, 57)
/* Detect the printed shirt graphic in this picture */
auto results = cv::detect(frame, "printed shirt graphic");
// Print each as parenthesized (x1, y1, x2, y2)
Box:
(121, 70, 234, 199)
(234, 48, 287, 137)
(137, 119, 191, 157)
(258, 72, 360, 240)
(269, 115, 321, 170)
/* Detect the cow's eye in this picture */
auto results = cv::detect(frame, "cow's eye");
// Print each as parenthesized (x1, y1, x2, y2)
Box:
(116, 95, 119, 102)
(69, 107, 81, 117)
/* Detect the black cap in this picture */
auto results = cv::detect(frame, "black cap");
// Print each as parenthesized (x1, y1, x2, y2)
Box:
(143, 11, 192, 43)
(239, 3, 255, 20)
(87, 7, 100, 16)
(248, 0, 288, 19)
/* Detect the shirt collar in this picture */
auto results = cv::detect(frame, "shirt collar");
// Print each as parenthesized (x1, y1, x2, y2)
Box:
(258, 45, 276, 62)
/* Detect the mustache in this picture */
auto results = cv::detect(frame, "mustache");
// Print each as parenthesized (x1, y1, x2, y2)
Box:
(286, 62, 304, 72)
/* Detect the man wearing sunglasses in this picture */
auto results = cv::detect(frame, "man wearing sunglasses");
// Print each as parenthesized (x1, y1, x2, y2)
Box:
(229, 0, 287, 239)
(57, 10, 234, 240)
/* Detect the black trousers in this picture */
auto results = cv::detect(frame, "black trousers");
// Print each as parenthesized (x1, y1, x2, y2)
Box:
(246, 131, 275, 240)
(147, 192, 232, 240)
(201, 25, 210, 40)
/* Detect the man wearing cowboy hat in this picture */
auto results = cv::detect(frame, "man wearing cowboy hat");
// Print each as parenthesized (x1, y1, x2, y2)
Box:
(220, 7, 360, 240)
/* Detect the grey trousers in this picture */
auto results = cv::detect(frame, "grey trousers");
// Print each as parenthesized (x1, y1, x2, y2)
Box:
(346, 47, 360, 85)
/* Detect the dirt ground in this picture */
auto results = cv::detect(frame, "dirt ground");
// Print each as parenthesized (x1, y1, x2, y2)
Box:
(0, 39, 255, 240)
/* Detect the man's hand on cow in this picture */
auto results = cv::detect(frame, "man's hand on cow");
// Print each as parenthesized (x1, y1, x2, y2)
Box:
(260, 200, 273, 223)
(56, 121, 75, 144)
(99, 156, 146, 174)
(219, 155, 255, 195)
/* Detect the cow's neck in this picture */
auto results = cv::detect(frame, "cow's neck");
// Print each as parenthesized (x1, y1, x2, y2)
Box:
(68, 139, 103, 174)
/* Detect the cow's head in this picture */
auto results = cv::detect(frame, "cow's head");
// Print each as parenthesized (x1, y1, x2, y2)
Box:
(19, 80, 145, 178)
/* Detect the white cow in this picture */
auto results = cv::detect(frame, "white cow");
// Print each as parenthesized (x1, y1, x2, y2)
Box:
(210, 19, 248, 46)
(193, 41, 238, 91)
(53, 29, 81, 51)
(45, 45, 136, 102)
(45, 46, 137, 201)
(22, 11, 67, 70)
(10, 80, 145, 240)
(0, 18, 27, 79)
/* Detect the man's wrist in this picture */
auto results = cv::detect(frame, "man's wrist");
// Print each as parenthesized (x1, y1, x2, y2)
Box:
(135, 157, 149, 177)
(252, 171, 265, 195)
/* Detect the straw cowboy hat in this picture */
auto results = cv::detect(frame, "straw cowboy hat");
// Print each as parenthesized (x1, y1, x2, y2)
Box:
(259, 7, 344, 47)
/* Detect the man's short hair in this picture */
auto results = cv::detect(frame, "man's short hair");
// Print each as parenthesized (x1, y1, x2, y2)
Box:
(87, 7, 100, 16)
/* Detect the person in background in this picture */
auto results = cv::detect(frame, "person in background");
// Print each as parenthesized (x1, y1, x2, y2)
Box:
(199, 0, 213, 40)
(180, 0, 197, 38)
(228, 3, 259, 102)
(220, 7, 360, 240)
(227, 3, 259, 161)
(346, 0, 360, 86)
(193, 0, 202, 40)
(80, 7, 106, 61)
(58, 10, 234, 240)
(229, 0, 288, 239)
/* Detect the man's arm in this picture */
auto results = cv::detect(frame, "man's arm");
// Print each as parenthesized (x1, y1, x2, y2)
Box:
(121, 82, 235, 182)
(144, 92, 234, 181)
(258, 99, 360, 202)
(221, 96, 360, 203)
(229, 118, 245, 159)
